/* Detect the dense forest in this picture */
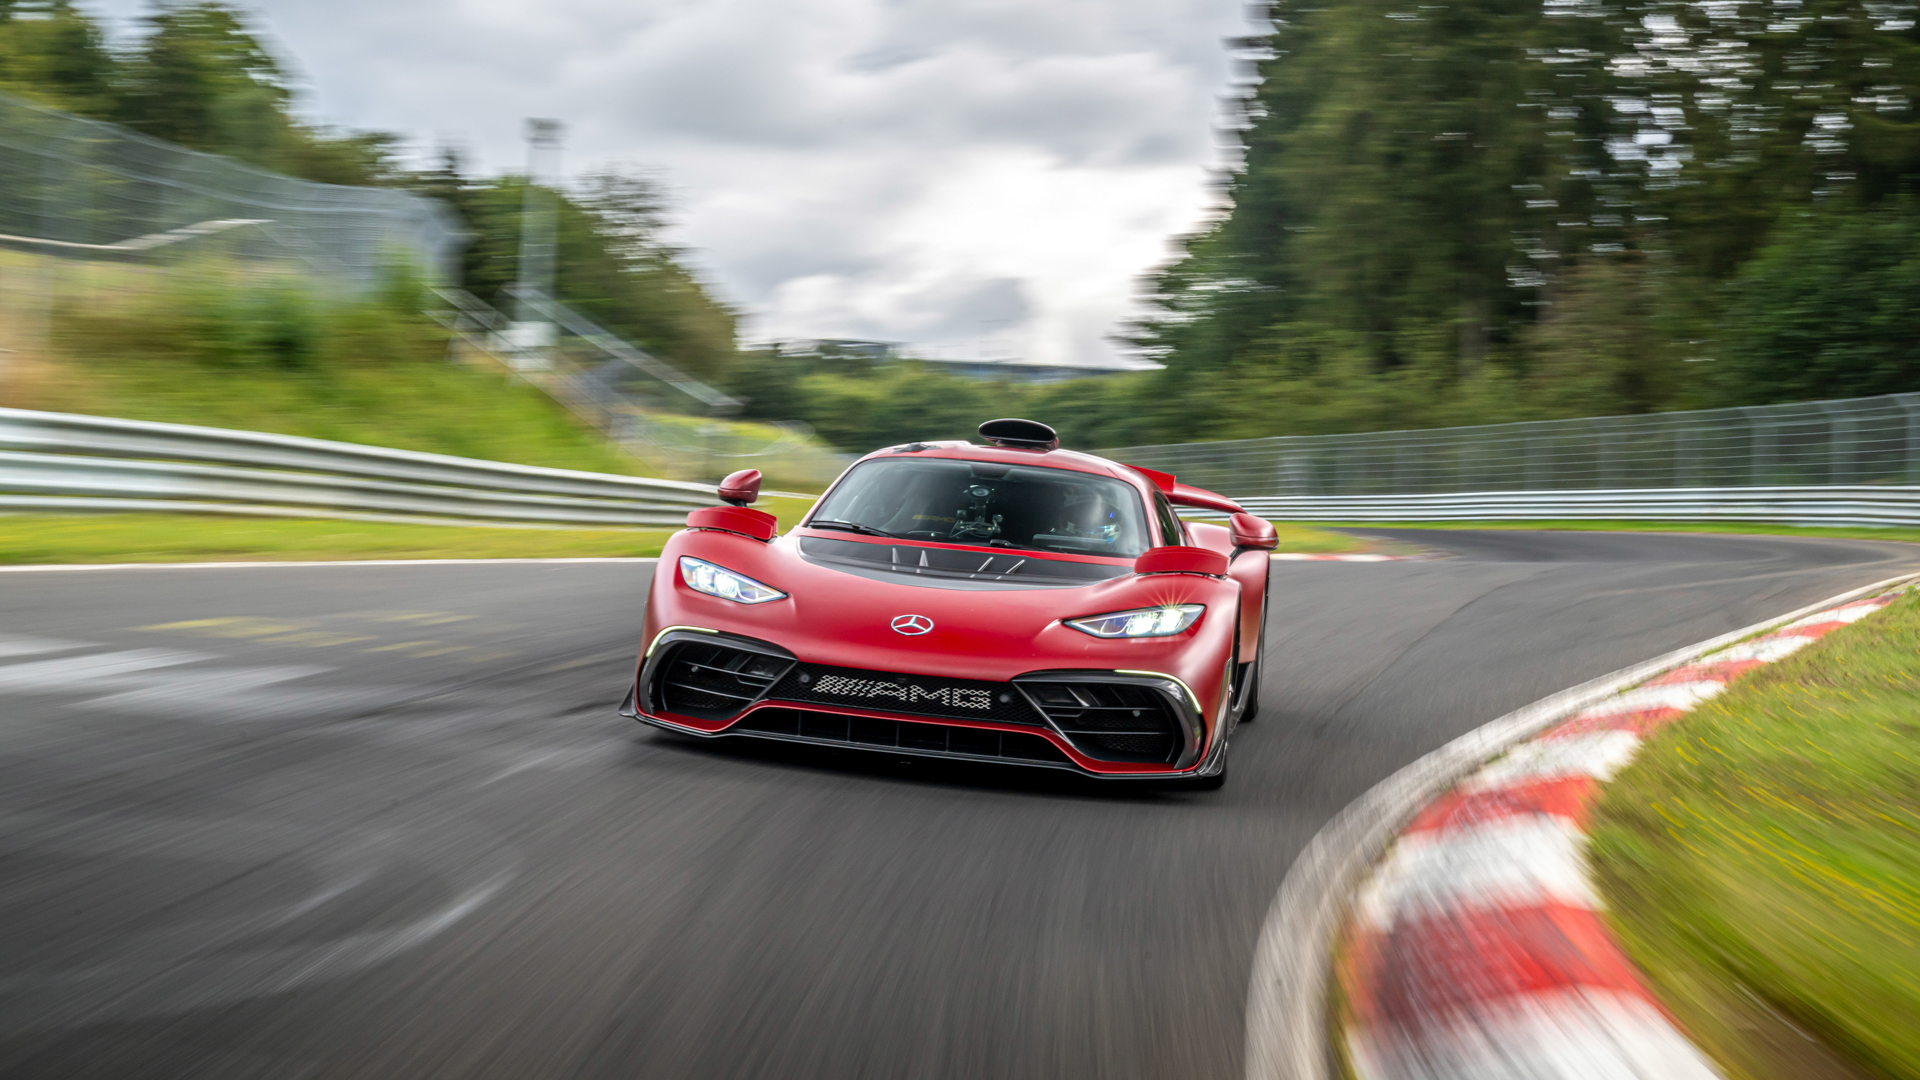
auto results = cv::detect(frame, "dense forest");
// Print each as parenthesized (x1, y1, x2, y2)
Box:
(0, 0, 740, 385)
(1122, 0, 1920, 440)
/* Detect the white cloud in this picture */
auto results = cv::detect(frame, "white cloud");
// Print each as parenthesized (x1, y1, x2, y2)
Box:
(84, 0, 1248, 366)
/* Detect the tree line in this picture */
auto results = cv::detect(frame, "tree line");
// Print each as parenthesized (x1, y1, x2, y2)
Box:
(1120, 0, 1920, 441)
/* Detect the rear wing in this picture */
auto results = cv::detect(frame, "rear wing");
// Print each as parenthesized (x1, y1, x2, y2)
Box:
(1124, 464, 1245, 515)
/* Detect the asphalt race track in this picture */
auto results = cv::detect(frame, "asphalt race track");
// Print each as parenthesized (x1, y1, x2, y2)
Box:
(1, 531, 1915, 1080)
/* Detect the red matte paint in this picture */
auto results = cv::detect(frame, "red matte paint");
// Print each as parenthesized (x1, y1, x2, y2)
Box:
(1126, 464, 1177, 494)
(1134, 546, 1230, 577)
(717, 468, 763, 506)
(1170, 482, 1245, 515)
(686, 506, 778, 541)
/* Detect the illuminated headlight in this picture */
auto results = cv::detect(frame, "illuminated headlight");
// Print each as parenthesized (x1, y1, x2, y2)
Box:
(679, 556, 786, 604)
(1065, 604, 1204, 638)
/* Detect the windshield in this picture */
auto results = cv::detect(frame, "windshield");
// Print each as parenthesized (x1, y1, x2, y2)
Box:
(809, 458, 1152, 557)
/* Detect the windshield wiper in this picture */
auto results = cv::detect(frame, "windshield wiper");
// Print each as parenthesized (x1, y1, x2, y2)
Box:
(808, 519, 904, 539)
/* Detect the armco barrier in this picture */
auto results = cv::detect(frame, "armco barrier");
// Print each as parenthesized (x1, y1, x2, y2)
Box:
(1230, 486, 1920, 529)
(0, 408, 717, 527)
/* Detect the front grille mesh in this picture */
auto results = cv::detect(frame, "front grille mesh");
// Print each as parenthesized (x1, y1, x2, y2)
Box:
(1018, 681, 1183, 763)
(734, 708, 1070, 764)
(656, 642, 793, 721)
(768, 664, 1045, 725)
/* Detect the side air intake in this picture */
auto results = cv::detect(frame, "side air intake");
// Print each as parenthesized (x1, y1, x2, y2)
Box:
(652, 640, 794, 721)
(1015, 678, 1186, 764)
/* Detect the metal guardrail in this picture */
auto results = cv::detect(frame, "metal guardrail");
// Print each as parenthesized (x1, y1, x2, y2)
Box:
(1229, 486, 1920, 529)
(0, 408, 719, 527)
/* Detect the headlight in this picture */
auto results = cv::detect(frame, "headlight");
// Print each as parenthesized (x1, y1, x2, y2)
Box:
(679, 556, 786, 605)
(1065, 604, 1204, 638)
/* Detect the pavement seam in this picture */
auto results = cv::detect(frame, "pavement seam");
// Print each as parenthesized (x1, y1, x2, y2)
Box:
(1243, 568, 1920, 1080)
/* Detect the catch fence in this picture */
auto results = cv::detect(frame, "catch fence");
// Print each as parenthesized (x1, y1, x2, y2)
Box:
(0, 90, 462, 288)
(1111, 393, 1920, 496)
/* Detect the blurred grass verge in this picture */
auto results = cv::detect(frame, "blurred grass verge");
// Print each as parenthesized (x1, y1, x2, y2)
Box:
(1, 257, 831, 490)
(1590, 588, 1920, 1080)
(0, 497, 818, 565)
(1330, 520, 1920, 546)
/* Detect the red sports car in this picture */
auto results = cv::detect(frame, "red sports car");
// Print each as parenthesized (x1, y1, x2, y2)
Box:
(621, 419, 1279, 788)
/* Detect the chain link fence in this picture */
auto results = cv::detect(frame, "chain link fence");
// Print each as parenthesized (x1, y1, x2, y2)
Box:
(0, 91, 462, 286)
(1107, 393, 1920, 500)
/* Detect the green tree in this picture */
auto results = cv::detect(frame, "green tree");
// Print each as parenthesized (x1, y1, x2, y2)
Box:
(1715, 203, 1920, 405)
(431, 163, 741, 385)
(1127, 0, 1920, 442)
(0, 0, 116, 115)
(115, 2, 292, 164)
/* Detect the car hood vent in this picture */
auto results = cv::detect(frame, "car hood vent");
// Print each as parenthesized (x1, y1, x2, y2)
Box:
(799, 536, 1129, 590)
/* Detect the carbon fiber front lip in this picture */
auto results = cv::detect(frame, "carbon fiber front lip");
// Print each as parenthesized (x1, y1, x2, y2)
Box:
(628, 702, 1216, 780)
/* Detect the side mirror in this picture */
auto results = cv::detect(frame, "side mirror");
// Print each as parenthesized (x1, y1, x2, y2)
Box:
(1229, 512, 1279, 551)
(718, 469, 762, 506)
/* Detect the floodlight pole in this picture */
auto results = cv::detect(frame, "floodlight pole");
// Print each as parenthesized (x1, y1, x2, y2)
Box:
(511, 118, 565, 369)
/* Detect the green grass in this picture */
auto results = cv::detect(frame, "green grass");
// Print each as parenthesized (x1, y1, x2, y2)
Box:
(0, 496, 817, 565)
(1265, 521, 1373, 553)
(1338, 519, 1920, 545)
(1590, 588, 1920, 1080)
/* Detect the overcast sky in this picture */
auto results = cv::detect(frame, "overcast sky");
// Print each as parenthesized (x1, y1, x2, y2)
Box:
(88, 0, 1251, 367)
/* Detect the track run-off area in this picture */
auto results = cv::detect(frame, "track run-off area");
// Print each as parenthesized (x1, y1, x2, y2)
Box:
(1, 530, 1916, 1080)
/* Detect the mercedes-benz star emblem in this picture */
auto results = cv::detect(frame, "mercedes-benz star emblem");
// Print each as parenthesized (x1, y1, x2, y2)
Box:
(891, 614, 934, 636)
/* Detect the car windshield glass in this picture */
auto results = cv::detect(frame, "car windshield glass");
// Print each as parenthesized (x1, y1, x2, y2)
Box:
(808, 458, 1151, 557)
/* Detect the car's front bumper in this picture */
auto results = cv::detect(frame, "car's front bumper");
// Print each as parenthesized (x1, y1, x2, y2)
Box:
(623, 627, 1225, 779)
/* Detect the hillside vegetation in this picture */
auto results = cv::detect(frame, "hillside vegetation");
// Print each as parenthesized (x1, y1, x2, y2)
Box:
(4, 262, 650, 476)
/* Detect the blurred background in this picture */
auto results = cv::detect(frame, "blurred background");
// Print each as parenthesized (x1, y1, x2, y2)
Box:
(3, 0, 1913, 498)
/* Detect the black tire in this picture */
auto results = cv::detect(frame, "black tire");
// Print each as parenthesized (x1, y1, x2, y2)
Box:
(1237, 641, 1262, 724)
(1238, 564, 1269, 723)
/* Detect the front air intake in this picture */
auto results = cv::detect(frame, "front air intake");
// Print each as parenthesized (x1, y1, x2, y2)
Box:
(653, 640, 794, 721)
(1016, 679, 1186, 764)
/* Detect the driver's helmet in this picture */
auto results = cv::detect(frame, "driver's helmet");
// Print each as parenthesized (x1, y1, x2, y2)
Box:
(1058, 493, 1116, 536)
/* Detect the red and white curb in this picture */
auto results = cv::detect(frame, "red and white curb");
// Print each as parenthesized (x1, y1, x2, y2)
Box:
(1333, 588, 1908, 1080)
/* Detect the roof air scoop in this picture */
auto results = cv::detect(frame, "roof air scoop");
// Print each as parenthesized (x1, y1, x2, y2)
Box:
(977, 418, 1059, 451)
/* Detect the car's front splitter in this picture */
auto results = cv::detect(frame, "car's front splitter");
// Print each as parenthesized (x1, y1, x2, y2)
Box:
(622, 691, 1221, 781)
